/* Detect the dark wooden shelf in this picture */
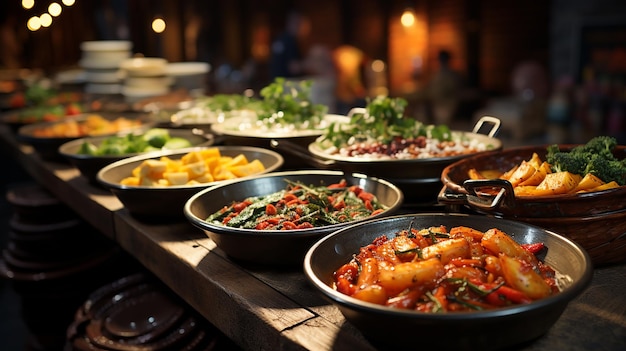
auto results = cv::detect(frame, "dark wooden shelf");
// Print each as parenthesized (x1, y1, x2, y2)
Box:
(1, 125, 624, 351)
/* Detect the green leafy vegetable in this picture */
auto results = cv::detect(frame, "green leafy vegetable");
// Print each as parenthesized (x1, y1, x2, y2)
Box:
(77, 128, 192, 156)
(256, 78, 328, 127)
(546, 136, 626, 185)
(317, 95, 452, 149)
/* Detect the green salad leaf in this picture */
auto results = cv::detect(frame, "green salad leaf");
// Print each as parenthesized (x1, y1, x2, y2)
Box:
(318, 95, 452, 149)
(256, 78, 328, 127)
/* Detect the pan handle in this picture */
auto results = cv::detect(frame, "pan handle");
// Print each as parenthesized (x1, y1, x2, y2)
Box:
(269, 139, 337, 169)
(347, 107, 367, 117)
(472, 116, 501, 138)
(437, 184, 471, 205)
(462, 179, 516, 210)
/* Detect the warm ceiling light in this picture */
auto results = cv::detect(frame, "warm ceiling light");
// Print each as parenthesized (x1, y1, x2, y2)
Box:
(27, 16, 41, 31)
(371, 59, 386, 73)
(49, 3, 62, 16)
(401, 9, 416, 27)
(40, 13, 52, 27)
(62, 0, 75, 6)
(152, 18, 166, 33)
(22, 0, 35, 10)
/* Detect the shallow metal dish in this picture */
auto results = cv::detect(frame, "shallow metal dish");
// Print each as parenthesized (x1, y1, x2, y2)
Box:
(59, 128, 214, 185)
(215, 112, 353, 169)
(272, 116, 502, 205)
(97, 146, 284, 220)
(184, 170, 404, 265)
(17, 112, 152, 161)
(304, 213, 592, 351)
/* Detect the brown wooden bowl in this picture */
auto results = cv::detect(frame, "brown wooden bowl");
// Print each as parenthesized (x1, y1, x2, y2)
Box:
(439, 144, 626, 218)
(438, 144, 626, 266)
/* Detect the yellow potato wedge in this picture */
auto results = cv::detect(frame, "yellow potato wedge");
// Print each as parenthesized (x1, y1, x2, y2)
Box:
(507, 161, 537, 187)
(527, 152, 543, 169)
(570, 173, 605, 193)
(535, 171, 582, 195)
(586, 181, 620, 192)
(519, 161, 550, 186)
(514, 185, 557, 197)
(468, 168, 486, 180)
(500, 165, 519, 181)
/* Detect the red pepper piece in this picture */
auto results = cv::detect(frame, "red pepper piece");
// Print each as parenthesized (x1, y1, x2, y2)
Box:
(358, 191, 375, 202)
(486, 285, 532, 305)
(265, 203, 277, 215)
(282, 221, 297, 230)
(521, 242, 545, 254)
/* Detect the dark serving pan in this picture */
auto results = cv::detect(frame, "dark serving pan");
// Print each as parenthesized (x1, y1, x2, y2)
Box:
(184, 170, 404, 265)
(16, 112, 152, 161)
(304, 213, 592, 351)
(271, 116, 502, 205)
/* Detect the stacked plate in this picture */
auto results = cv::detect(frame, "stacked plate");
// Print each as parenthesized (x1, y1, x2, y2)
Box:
(120, 57, 171, 102)
(66, 273, 239, 350)
(0, 183, 139, 350)
(79, 40, 132, 94)
(166, 61, 210, 95)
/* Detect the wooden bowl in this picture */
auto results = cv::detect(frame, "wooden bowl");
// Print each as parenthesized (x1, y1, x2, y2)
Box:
(439, 144, 626, 266)
(440, 144, 626, 217)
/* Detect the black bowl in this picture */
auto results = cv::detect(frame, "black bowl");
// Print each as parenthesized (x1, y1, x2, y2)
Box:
(184, 170, 404, 265)
(304, 213, 592, 351)
(17, 112, 152, 161)
(97, 146, 284, 220)
(59, 128, 214, 185)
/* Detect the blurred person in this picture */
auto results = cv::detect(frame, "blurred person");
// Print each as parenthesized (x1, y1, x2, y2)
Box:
(425, 50, 465, 124)
(302, 44, 337, 113)
(333, 45, 368, 115)
(269, 11, 309, 80)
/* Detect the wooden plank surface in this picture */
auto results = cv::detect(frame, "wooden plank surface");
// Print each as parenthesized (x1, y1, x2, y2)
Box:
(113, 212, 377, 350)
(2, 125, 625, 351)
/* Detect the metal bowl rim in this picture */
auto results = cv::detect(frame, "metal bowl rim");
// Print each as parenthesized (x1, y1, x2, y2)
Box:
(303, 212, 593, 320)
(58, 127, 212, 161)
(96, 145, 284, 190)
(184, 169, 404, 236)
(308, 131, 503, 164)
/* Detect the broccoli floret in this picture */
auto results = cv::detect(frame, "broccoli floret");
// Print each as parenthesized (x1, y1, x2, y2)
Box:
(546, 136, 625, 185)
(584, 155, 626, 185)
(575, 136, 618, 160)
(546, 144, 590, 174)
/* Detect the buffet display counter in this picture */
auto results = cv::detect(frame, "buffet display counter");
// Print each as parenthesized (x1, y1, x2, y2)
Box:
(1, 124, 624, 351)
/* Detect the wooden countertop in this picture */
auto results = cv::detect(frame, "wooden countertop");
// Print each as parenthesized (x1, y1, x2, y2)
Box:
(1, 125, 624, 351)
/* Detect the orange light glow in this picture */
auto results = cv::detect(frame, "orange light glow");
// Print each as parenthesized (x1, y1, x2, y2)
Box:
(401, 9, 415, 27)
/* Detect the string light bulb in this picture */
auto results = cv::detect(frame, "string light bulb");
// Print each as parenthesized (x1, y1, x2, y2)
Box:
(152, 17, 166, 33)
(49, 3, 62, 17)
(27, 16, 41, 31)
(401, 8, 416, 27)
(40, 13, 53, 27)
(22, 0, 35, 10)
